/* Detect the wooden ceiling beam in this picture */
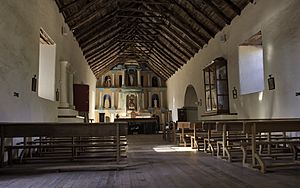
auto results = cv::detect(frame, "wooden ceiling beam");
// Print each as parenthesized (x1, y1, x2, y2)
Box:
(76, 10, 118, 41)
(132, 49, 173, 77)
(86, 41, 120, 62)
(134, 45, 178, 72)
(185, 0, 223, 30)
(160, 24, 199, 53)
(223, 0, 242, 15)
(89, 47, 120, 67)
(142, 3, 206, 46)
(80, 23, 119, 49)
(173, 0, 216, 38)
(154, 41, 187, 65)
(135, 31, 181, 66)
(65, 0, 103, 23)
(202, 0, 231, 24)
(157, 31, 192, 58)
(59, 0, 78, 12)
(160, 26, 197, 56)
(93, 56, 119, 76)
(82, 29, 119, 54)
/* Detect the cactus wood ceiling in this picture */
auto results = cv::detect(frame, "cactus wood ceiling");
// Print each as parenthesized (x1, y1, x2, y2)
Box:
(55, 0, 254, 80)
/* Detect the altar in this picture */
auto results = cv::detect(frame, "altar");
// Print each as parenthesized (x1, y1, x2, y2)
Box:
(114, 118, 158, 134)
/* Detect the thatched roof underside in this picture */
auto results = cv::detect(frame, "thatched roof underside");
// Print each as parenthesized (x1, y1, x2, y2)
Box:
(55, 0, 254, 80)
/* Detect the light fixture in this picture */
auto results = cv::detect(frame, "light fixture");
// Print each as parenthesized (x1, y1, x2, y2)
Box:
(195, 99, 202, 106)
(267, 74, 275, 90)
(232, 87, 238, 99)
(56, 89, 59, 101)
(31, 75, 37, 92)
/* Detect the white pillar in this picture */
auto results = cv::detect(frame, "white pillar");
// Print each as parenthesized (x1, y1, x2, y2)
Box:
(111, 92, 115, 109)
(102, 75, 105, 87)
(68, 72, 74, 109)
(60, 61, 69, 108)
(137, 70, 141, 86)
(112, 72, 115, 87)
(148, 91, 152, 108)
(141, 93, 145, 109)
(122, 70, 125, 86)
(160, 91, 164, 108)
(99, 90, 103, 109)
(158, 78, 162, 87)
(148, 73, 151, 87)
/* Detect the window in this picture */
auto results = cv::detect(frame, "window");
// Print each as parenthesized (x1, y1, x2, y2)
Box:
(239, 31, 264, 95)
(38, 28, 56, 101)
(203, 57, 229, 114)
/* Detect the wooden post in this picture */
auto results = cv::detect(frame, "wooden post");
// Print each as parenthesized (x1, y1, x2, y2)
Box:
(0, 135, 4, 166)
(251, 123, 256, 167)
(116, 123, 120, 163)
(222, 123, 226, 157)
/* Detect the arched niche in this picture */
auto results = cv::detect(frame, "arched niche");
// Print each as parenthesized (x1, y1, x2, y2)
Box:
(104, 76, 112, 87)
(126, 94, 137, 110)
(184, 85, 198, 107)
(152, 76, 158, 87)
(103, 94, 111, 108)
(183, 85, 198, 121)
(152, 94, 160, 108)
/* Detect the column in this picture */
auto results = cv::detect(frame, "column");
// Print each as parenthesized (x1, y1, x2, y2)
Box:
(160, 91, 164, 108)
(101, 75, 105, 87)
(112, 72, 115, 87)
(68, 72, 74, 109)
(137, 70, 141, 86)
(122, 70, 125, 86)
(111, 91, 115, 109)
(141, 93, 145, 109)
(148, 91, 152, 108)
(148, 73, 151, 87)
(99, 90, 103, 109)
(59, 61, 69, 108)
(136, 93, 140, 112)
(118, 92, 122, 109)
(158, 77, 162, 87)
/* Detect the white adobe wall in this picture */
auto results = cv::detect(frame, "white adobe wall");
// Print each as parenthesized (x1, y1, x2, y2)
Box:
(0, 0, 96, 122)
(167, 0, 300, 121)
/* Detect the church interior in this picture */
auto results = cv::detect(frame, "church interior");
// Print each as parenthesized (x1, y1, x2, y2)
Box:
(1, 0, 300, 187)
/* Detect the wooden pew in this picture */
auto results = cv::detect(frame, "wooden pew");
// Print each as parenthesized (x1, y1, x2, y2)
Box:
(214, 121, 249, 162)
(201, 121, 224, 155)
(0, 122, 128, 166)
(176, 122, 193, 147)
(243, 119, 300, 173)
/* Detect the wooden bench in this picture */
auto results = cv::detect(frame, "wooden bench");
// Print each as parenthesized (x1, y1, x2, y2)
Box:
(176, 122, 193, 147)
(243, 119, 300, 173)
(0, 122, 128, 166)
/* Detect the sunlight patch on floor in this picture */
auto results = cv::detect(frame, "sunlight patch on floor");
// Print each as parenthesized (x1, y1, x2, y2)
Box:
(153, 145, 197, 152)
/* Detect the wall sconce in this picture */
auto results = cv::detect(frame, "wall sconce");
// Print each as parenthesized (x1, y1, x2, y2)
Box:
(267, 74, 275, 90)
(31, 75, 37, 92)
(56, 89, 59, 101)
(195, 99, 202, 106)
(232, 87, 238, 99)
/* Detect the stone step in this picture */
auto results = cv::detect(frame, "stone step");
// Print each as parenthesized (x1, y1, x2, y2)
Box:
(58, 108, 79, 116)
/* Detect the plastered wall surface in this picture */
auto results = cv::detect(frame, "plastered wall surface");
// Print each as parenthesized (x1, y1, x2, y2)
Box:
(0, 0, 96, 122)
(167, 0, 300, 121)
